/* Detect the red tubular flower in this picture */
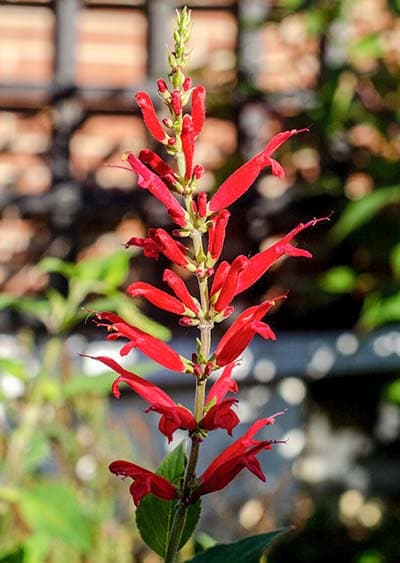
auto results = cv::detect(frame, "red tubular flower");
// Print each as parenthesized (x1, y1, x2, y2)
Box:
(201, 398, 239, 436)
(123, 152, 186, 227)
(139, 149, 177, 187)
(171, 90, 182, 115)
(209, 128, 308, 212)
(127, 281, 186, 315)
(236, 217, 329, 295)
(95, 311, 186, 372)
(181, 114, 195, 179)
(200, 411, 286, 495)
(157, 78, 168, 93)
(210, 261, 230, 296)
(135, 92, 167, 142)
(183, 76, 192, 91)
(201, 363, 240, 436)
(163, 269, 199, 315)
(192, 85, 206, 136)
(213, 255, 248, 313)
(197, 192, 208, 218)
(208, 209, 230, 261)
(205, 362, 238, 404)
(214, 297, 286, 366)
(109, 460, 178, 506)
(87, 355, 196, 442)
(124, 236, 160, 259)
(151, 228, 190, 267)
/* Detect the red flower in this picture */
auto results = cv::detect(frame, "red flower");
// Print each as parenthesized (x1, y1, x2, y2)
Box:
(163, 269, 200, 315)
(213, 255, 248, 313)
(171, 90, 182, 115)
(235, 217, 329, 295)
(181, 114, 195, 179)
(163, 268, 199, 315)
(124, 235, 160, 259)
(200, 411, 286, 495)
(87, 355, 196, 442)
(122, 152, 186, 227)
(201, 363, 240, 435)
(209, 128, 308, 212)
(210, 261, 230, 297)
(151, 228, 190, 267)
(139, 149, 177, 187)
(192, 85, 206, 136)
(214, 297, 286, 366)
(196, 192, 208, 218)
(135, 91, 167, 143)
(95, 311, 186, 372)
(128, 281, 197, 318)
(208, 210, 230, 261)
(109, 460, 178, 506)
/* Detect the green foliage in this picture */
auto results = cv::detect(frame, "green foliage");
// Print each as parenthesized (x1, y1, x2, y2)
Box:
(186, 529, 288, 563)
(385, 379, 400, 405)
(17, 483, 94, 553)
(136, 443, 201, 558)
(330, 186, 400, 244)
(319, 266, 356, 294)
(0, 251, 169, 338)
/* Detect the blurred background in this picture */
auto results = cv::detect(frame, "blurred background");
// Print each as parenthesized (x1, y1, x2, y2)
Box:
(0, 0, 399, 562)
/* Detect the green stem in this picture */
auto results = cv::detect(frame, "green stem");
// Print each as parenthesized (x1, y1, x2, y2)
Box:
(164, 228, 211, 563)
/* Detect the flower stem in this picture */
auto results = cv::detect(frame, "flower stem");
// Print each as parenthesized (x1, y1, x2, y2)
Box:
(164, 223, 211, 563)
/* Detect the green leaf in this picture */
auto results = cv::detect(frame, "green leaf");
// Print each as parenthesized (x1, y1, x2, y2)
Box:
(136, 443, 201, 558)
(319, 266, 356, 294)
(22, 535, 50, 563)
(385, 379, 400, 405)
(21, 432, 50, 473)
(391, 243, 400, 279)
(38, 257, 75, 279)
(330, 185, 400, 243)
(0, 548, 24, 562)
(349, 34, 382, 59)
(0, 358, 27, 381)
(360, 291, 400, 329)
(75, 251, 130, 289)
(18, 483, 93, 553)
(186, 529, 289, 563)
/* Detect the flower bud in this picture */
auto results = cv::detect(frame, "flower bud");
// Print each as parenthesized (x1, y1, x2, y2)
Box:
(183, 77, 192, 91)
(157, 78, 168, 93)
(171, 90, 182, 115)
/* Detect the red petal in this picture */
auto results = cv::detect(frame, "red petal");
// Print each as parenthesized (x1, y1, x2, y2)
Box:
(128, 281, 185, 315)
(109, 460, 177, 505)
(135, 92, 166, 142)
(236, 217, 329, 295)
(192, 85, 206, 135)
